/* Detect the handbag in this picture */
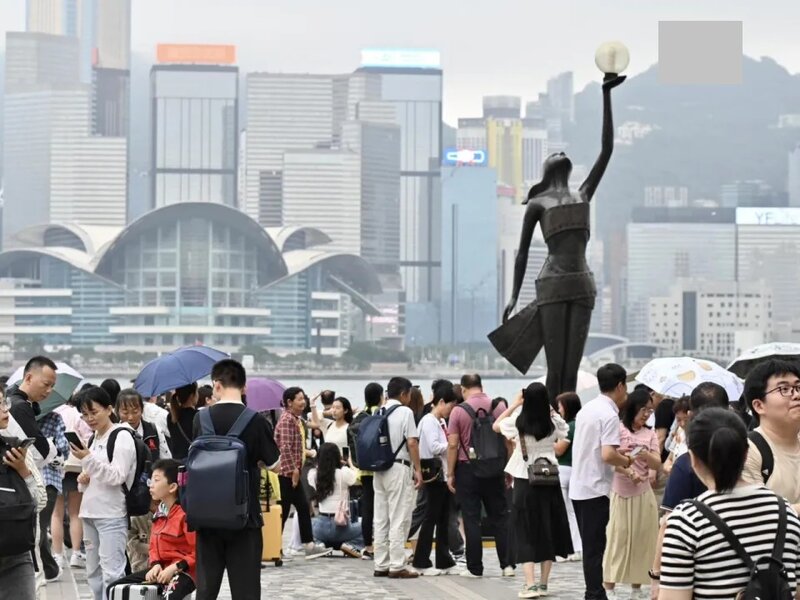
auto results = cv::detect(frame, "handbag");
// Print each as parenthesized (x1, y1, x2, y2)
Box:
(334, 472, 350, 526)
(520, 435, 560, 486)
(420, 458, 443, 483)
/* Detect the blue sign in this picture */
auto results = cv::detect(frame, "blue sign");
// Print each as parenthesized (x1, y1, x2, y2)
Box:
(443, 148, 488, 166)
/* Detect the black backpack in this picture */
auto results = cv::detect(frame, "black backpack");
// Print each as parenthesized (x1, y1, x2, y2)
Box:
(93, 427, 153, 517)
(0, 463, 36, 557)
(749, 431, 775, 484)
(457, 403, 507, 478)
(691, 498, 793, 600)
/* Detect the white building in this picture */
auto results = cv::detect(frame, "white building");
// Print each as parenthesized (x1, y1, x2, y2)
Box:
(648, 279, 772, 362)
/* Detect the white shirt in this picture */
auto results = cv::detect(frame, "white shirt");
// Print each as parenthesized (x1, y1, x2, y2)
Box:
(78, 424, 137, 519)
(382, 399, 418, 463)
(418, 413, 449, 476)
(307, 466, 358, 514)
(143, 402, 170, 441)
(569, 394, 621, 501)
(321, 419, 349, 453)
(500, 411, 568, 480)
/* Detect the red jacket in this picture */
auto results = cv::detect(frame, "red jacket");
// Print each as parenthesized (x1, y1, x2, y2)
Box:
(149, 503, 196, 579)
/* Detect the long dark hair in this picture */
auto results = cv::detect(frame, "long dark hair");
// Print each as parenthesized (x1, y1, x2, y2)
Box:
(170, 382, 198, 424)
(556, 392, 582, 423)
(516, 382, 554, 441)
(687, 408, 747, 492)
(621, 389, 652, 433)
(314, 443, 341, 501)
(333, 397, 354, 424)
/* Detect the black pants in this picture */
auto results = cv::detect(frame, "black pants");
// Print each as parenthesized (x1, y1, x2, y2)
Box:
(454, 462, 510, 576)
(360, 475, 374, 547)
(39, 486, 58, 579)
(278, 475, 313, 545)
(573, 496, 610, 600)
(412, 481, 456, 570)
(108, 569, 195, 600)
(196, 527, 261, 600)
(409, 485, 465, 555)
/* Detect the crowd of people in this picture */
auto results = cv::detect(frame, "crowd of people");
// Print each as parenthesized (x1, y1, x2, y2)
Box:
(2, 355, 800, 600)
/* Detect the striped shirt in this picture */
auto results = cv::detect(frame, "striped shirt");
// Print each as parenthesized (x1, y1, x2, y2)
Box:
(661, 485, 800, 599)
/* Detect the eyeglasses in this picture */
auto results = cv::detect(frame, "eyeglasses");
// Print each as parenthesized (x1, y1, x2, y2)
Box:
(765, 384, 800, 398)
(0, 400, 8, 411)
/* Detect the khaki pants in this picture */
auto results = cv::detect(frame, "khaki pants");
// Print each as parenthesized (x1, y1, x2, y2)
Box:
(373, 463, 414, 572)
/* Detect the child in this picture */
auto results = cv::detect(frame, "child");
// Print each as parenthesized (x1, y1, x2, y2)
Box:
(107, 459, 196, 599)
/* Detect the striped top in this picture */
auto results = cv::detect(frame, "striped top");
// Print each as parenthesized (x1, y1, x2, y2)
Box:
(661, 485, 800, 599)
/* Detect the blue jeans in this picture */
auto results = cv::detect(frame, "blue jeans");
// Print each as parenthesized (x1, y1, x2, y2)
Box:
(312, 515, 364, 550)
(83, 517, 128, 600)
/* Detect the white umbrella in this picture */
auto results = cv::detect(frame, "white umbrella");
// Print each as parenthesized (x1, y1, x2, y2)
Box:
(636, 357, 743, 403)
(727, 343, 800, 378)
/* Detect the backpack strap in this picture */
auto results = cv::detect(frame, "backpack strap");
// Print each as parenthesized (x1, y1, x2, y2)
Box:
(773, 497, 788, 564)
(380, 405, 408, 459)
(690, 499, 756, 571)
(199, 407, 216, 437)
(226, 407, 257, 438)
(748, 431, 774, 484)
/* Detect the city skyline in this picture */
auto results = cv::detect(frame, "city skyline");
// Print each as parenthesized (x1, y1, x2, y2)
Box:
(3, 0, 800, 122)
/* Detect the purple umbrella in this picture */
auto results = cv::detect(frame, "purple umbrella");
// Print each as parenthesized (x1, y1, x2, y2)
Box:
(245, 378, 286, 412)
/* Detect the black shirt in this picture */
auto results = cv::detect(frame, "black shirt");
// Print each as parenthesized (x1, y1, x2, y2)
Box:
(168, 407, 197, 460)
(7, 386, 50, 458)
(192, 403, 280, 529)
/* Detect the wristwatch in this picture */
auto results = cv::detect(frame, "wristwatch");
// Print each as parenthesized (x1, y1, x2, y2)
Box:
(648, 569, 660, 580)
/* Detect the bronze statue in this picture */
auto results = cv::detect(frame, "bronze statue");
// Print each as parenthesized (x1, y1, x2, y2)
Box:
(489, 74, 626, 401)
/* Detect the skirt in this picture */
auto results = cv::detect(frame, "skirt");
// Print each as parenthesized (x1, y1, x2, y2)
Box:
(511, 478, 573, 564)
(603, 490, 659, 585)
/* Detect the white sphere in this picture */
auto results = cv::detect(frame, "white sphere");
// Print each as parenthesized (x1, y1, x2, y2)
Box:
(595, 41, 630, 75)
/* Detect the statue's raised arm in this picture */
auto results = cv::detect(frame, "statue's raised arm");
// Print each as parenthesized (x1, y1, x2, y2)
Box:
(579, 74, 626, 202)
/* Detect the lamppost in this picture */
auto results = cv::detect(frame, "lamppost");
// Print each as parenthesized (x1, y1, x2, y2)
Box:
(594, 41, 630, 81)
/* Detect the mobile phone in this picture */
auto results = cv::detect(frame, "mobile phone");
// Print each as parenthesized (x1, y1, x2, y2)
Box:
(19, 438, 35, 450)
(65, 431, 86, 450)
(342, 447, 350, 462)
(629, 446, 644, 458)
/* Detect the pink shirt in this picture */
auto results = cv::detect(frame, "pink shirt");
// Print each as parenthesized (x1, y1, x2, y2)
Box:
(448, 393, 505, 462)
(55, 403, 92, 442)
(612, 424, 659, 498)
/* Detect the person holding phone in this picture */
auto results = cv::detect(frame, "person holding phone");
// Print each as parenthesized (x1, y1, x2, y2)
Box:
(602, 389, 662, 600)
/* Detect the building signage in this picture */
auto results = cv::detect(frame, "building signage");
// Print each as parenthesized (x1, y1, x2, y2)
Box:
(443, 148, 488, 166)
(156, 44, 237, 65)
(736, 207, 800, 226)
(360, 48, 441, 69)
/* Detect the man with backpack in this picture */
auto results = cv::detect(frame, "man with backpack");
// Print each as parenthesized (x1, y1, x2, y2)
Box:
(362, 377, 422, 579)
(446, 373, 511, 578)
(187, 360, 280, 600)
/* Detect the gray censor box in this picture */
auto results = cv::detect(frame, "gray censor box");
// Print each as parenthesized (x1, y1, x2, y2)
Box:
(659, 21, 743, 84)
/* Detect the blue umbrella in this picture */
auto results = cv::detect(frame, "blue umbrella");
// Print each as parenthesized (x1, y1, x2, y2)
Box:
(134, 345, 229, 398)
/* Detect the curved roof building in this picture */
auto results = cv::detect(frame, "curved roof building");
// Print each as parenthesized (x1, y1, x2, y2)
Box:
(0, 203, 381, 354)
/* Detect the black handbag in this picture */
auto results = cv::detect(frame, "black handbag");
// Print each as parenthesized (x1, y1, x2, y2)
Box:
(520, 435, 560, 486)
(420, 458, 444, 483)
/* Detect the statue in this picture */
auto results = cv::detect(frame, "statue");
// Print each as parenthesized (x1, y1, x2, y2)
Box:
(489, 43, 628, 402)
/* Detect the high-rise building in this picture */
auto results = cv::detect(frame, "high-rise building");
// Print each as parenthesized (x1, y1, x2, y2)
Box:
(648, 279, 772, 361)
(626, 207, 736, 341)
(244, 73, 339, 225)
(546, 71, 574, 125)
(3, 32, 127, 242)
(441, 165, 498, 344)
(789, 145, 800, 207)
(353, 50, 443, 319)
(150, 45, 239, 208)
(26, 0, 79, 36)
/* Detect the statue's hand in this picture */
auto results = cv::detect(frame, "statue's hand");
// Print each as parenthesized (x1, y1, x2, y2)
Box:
(502, 298, 518, 324)
(602, 74, 626, 92)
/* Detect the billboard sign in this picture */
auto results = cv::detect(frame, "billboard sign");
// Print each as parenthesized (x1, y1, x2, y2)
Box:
(157, 44, 237, 65)
(736, 207, 800, 226)
(443, 148, 488, 166)
(360, 48, 441, 69)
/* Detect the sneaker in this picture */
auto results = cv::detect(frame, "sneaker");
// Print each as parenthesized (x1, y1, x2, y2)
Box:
(606, 590, 618, 600)
(340, 543, 362, 559)
(518, 585, 541, 599)
(69, 552, 86, 569)
(555, 555, 567, 563)
(419, 567, 442, 576)
(45, 567, 63, 583)
(374, 570, 389, 577)
(441, 567, 465, 576)
(304, 543, 333, 560)
(460, 570, 481, 578)
(287, 547, 305, 557)
(388, 568, 419, 579)
(569, 552, 583, 562)
(628, 589, 645, 600)
(538, 584, 549, 597)
(53, 553, 65, 569)
(453, 552, 466, 565)
(361, 549, 374, 560)
(503, 566, 516, 577)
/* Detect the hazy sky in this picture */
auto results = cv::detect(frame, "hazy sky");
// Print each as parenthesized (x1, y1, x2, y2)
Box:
(3, 0, 800, 122)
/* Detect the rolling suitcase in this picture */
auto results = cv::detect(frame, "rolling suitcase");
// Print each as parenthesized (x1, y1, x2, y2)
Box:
(261, 501, 283, 566)
(109, 583, 161, 599)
